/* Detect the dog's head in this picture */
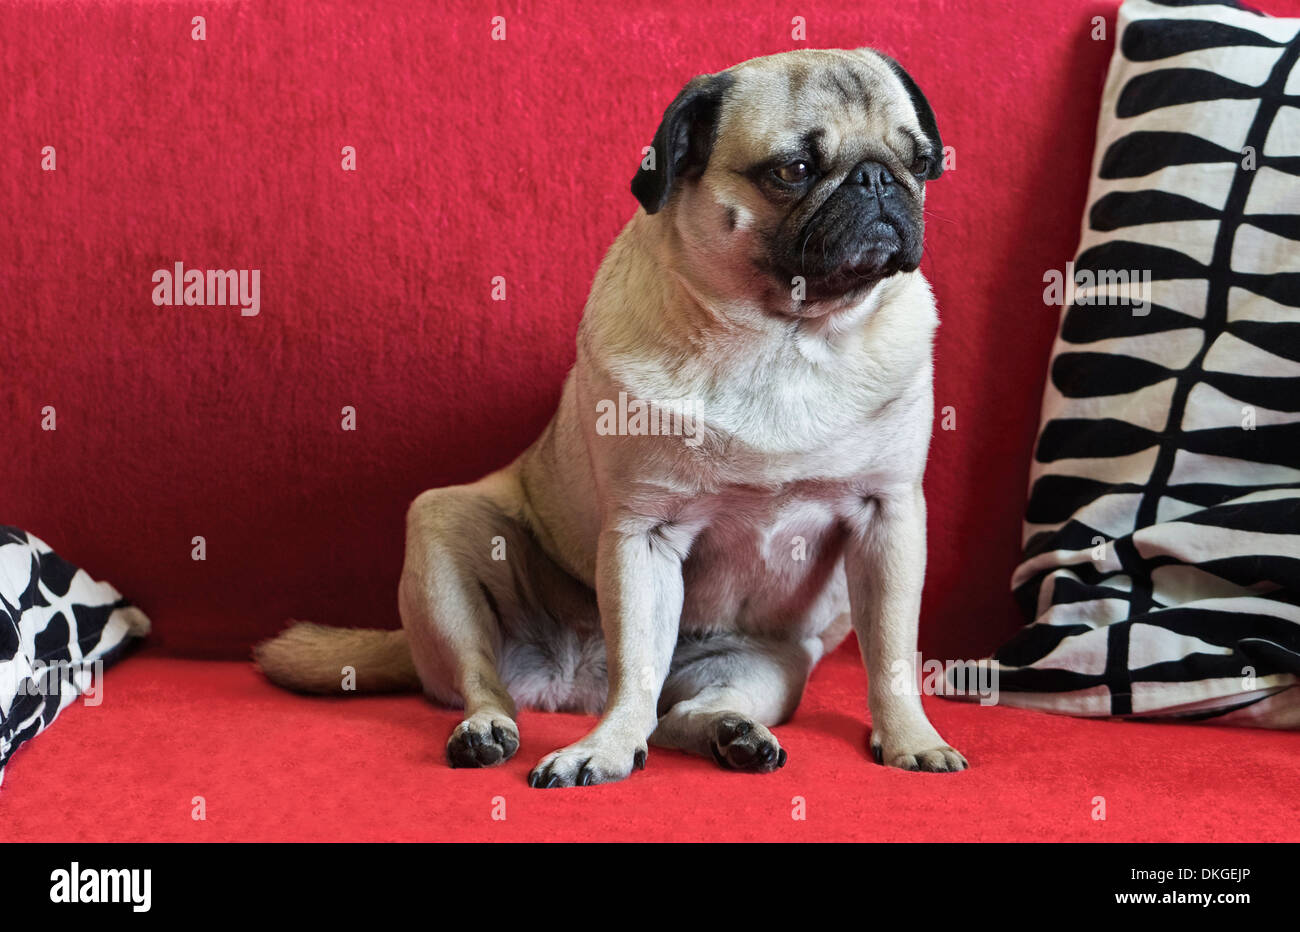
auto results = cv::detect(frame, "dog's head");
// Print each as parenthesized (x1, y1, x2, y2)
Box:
(631, 48, 943, 314)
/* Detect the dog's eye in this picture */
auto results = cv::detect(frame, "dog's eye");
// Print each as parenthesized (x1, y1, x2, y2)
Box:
(910, 155, 931, 178)
(772, 160, 811, 184)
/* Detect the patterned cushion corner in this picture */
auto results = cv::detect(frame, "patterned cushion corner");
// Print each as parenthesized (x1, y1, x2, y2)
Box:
(0, 526, 151, 786)
(996, 0, 1300, 727)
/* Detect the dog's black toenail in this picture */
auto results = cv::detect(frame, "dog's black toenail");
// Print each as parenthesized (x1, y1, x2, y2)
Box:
(577, 759, 594, 786)
(777, 748, 788, 768)
(871, 744, 883, 764)
(757, 743, 776, 764)
(633, 748, 647, 770)
(544, 772, 561, 788)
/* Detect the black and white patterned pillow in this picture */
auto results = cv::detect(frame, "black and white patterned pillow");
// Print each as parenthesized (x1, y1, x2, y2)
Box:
(0, 526, 150, 785)
(991, 0, 1300, 726)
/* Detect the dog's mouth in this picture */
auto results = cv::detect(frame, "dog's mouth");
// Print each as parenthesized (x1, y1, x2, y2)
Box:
(789, 222, 903, 304)
(762, 196, 923, 314)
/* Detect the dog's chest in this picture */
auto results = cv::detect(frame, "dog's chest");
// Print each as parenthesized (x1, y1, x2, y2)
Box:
(695, 353, 890, 462)
(677, 483, 852, 635)
(599, 326, 922, 490)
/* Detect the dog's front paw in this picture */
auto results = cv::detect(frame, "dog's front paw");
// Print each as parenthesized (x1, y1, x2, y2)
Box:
(873, 743, 967, 772)
(446, 714, 520, 768)
(528, 740, 647, 788)
(709, 714, 787, 773)
(870, 725, 968, 773)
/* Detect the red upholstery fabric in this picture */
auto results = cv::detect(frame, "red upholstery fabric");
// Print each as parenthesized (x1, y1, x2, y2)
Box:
(1, 650, 1297, 842)
(5, 1, 1300, 839)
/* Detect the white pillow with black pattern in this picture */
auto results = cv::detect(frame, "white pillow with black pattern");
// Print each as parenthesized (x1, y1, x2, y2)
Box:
(0, 526, 150, 786)
(988, 0, 1300, 727)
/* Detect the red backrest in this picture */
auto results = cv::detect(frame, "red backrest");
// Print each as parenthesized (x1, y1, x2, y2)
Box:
(7, 0, 1227, 661)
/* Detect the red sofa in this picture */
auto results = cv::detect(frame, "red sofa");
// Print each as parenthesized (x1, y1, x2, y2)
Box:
(3, 0, 1297, 842)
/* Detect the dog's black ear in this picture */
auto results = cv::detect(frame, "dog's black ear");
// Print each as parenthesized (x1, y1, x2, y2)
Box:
(873, 52, 944, 181)
(631, 72, 733, 214)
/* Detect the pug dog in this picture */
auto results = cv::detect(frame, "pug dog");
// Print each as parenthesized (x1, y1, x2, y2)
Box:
(255, 47, 968, 786)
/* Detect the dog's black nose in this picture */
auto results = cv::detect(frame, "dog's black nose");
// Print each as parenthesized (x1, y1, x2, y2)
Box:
(847, 160, 895, 196)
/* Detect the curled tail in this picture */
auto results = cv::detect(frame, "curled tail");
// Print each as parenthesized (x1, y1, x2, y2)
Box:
(253, 621, 420, 694)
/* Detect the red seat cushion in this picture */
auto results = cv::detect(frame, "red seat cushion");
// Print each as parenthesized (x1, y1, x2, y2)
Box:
(2, 649, 1296, 842)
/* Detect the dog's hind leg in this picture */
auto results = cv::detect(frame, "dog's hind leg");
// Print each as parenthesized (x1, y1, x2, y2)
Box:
(650, 632, 824, 773)
(401, 469, 603, 768)
(398, 473, 536, 769)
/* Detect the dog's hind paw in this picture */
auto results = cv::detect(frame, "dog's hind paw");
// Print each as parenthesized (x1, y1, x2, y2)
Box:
(709, 714, 787, 773)
(446, 715, 520, 768)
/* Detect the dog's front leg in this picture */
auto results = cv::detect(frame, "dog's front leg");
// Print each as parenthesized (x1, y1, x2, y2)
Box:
(528, 519, 685, 788)
(845, 485, 968, 772)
